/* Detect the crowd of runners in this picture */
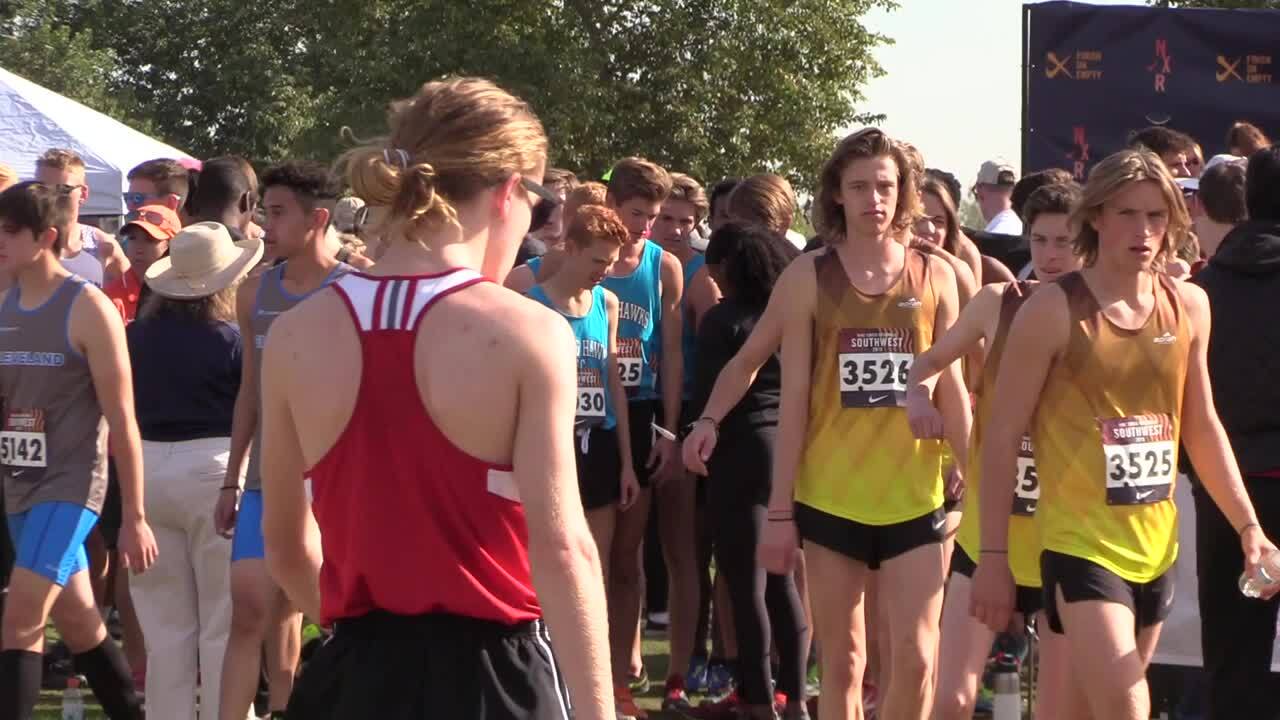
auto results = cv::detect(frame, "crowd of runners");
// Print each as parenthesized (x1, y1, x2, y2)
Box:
(1, 75, 1279, 720)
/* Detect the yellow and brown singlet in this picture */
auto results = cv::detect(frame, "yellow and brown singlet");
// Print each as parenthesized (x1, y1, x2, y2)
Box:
(957, 281, 1042, 587)
(796, 248, 945, 525)
(1032, 271, 1190, 583)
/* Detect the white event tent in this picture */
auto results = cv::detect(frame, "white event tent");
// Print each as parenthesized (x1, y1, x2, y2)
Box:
(0, 65, 194, 217)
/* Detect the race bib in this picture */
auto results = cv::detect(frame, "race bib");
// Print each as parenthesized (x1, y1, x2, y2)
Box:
(1100, 414, 1175, 506)
(0, 409, 48, 469)
(837, 328, 915, 408)
(1012, 433, 1039, 516)
(576, 367, 607, 424)
(617, 338, 644, 388)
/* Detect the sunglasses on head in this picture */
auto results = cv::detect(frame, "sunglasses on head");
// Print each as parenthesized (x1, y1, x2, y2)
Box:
(522, 177, 560, 234)
(128, 209, 172, 228)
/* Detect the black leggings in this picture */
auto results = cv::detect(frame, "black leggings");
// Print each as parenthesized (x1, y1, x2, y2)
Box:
(708, 424, 808, 705)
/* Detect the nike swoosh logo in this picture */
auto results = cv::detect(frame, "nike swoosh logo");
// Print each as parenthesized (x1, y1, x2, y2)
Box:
(869, 394, 889, 404)
(1023, 503, 1036, 514)
(1136, 489, 1155, 500)
(932, 517, 946, 531)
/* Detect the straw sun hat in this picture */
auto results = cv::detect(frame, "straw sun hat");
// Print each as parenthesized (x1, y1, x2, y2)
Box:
(144, 221, 264, 299)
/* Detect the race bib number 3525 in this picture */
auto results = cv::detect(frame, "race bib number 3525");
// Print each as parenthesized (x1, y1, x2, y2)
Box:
(1100, 414, 1175, 506)
(837, 328, 915, 408)
(1, 408, 48, 469)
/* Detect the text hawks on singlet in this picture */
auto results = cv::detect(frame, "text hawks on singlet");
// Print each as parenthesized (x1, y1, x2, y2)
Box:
(618, 301, 650, 328)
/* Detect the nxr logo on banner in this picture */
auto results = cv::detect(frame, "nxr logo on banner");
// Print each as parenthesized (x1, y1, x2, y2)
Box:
(1147, 37, 1173, 93)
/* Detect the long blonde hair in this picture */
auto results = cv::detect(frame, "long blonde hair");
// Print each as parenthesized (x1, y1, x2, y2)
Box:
(1069, 149, 1191, 267)
(337, 77, 547, 245)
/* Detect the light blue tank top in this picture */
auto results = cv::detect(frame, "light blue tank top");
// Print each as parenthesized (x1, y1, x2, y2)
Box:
(528, 284, 616, 431)
(602, 240, 663, 401)
(60, 251, 103, 288)
(680, 253, 706, 401)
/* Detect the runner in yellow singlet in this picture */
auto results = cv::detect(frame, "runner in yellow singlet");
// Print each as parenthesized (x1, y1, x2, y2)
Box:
(971, 149, 1279, 720)
(906, 183, 1082, 720)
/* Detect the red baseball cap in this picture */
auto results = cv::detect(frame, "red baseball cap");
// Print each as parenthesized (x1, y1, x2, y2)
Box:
(123, 204, 182, 242)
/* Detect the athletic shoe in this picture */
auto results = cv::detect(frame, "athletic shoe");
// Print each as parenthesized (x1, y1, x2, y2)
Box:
(628, 666, 650, 694)
(662, 674, 694, 715)
(705, 662, 734, 698)
(615, 686, 648, 719)
(645, 610, 670, 636)
(689, 690, 740, 719)
(686, 656, 710, 694)
(804, 661, 821, 698)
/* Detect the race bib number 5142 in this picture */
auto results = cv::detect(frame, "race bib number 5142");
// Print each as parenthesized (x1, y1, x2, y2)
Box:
(837, 328, 915, 408)
(1, 408, 47, 469)
(1100, 414, 1175, 506)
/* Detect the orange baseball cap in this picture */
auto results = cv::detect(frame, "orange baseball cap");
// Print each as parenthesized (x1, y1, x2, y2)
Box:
(123, 204, 182, 242)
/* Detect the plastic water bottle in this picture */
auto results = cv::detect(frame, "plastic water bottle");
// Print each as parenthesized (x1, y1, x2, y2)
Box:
(61, 676, 85, 720)
(991, 656, 1022, 720)
(1239, 549, 1280, 598)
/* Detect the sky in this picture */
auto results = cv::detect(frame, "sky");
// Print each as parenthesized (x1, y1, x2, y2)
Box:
(851, 0, 1139, 190)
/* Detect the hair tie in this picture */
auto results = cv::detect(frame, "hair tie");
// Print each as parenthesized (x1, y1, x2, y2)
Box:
(382, 148, 412, 170)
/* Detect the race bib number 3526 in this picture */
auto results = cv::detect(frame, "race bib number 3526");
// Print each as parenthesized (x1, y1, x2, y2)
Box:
(1100, 414, 1175, 506)
(1, 408, 48, 469)
(837, 328, 915, 408)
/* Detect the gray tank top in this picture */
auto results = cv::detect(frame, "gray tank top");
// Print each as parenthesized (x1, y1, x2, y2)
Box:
(0, 277, 109, 514)
(60, 249, 104, 288)
(243, 261, 352, 490)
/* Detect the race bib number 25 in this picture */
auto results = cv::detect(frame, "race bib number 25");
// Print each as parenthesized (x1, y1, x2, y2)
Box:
(1100, 414, 1175, 506)
(617, 338, 644, 388)
(1, 408, 47, 469)
(837, 328, 915, 408)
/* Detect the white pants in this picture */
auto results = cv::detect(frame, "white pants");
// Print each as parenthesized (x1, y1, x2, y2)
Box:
(130, 438, 248, 720)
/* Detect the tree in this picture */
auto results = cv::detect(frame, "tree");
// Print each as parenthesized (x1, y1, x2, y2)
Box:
(0, 0, 153, 134)
(1, 1, 895, 191)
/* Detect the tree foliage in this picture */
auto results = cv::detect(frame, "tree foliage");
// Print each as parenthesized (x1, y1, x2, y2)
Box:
(0, 0, 894, 189)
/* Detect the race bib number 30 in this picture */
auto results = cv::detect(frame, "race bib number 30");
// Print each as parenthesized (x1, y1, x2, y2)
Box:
(617, 338, 644, 388)
(1012, 433, 1039, 516)
(0, 408, 48, 469)
(837, 328, 915, 408)
(1100, 414, 1175, 506)
(576, 367, 607, 425)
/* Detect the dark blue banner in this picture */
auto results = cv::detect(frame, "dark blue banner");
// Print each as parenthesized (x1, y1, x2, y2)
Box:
(1023, 1, 1280, 179)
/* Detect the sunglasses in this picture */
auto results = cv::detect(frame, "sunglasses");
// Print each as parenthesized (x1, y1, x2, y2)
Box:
(128, 209, 172, 228)
(123, 191, 159, 208)
(523, 177, 561, 234)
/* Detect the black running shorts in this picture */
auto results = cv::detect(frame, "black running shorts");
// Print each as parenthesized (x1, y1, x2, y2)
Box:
(627, 400, 658, 488)
(575, 426, 622, 512)
(950, 544, 1043, 617)
(286, 612, 572, 720)
(796, 503, 945, 570)
(1040, 550, 1175, 635)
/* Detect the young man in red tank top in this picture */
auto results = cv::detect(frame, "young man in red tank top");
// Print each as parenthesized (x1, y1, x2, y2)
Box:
(256, 78, 612, 720)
